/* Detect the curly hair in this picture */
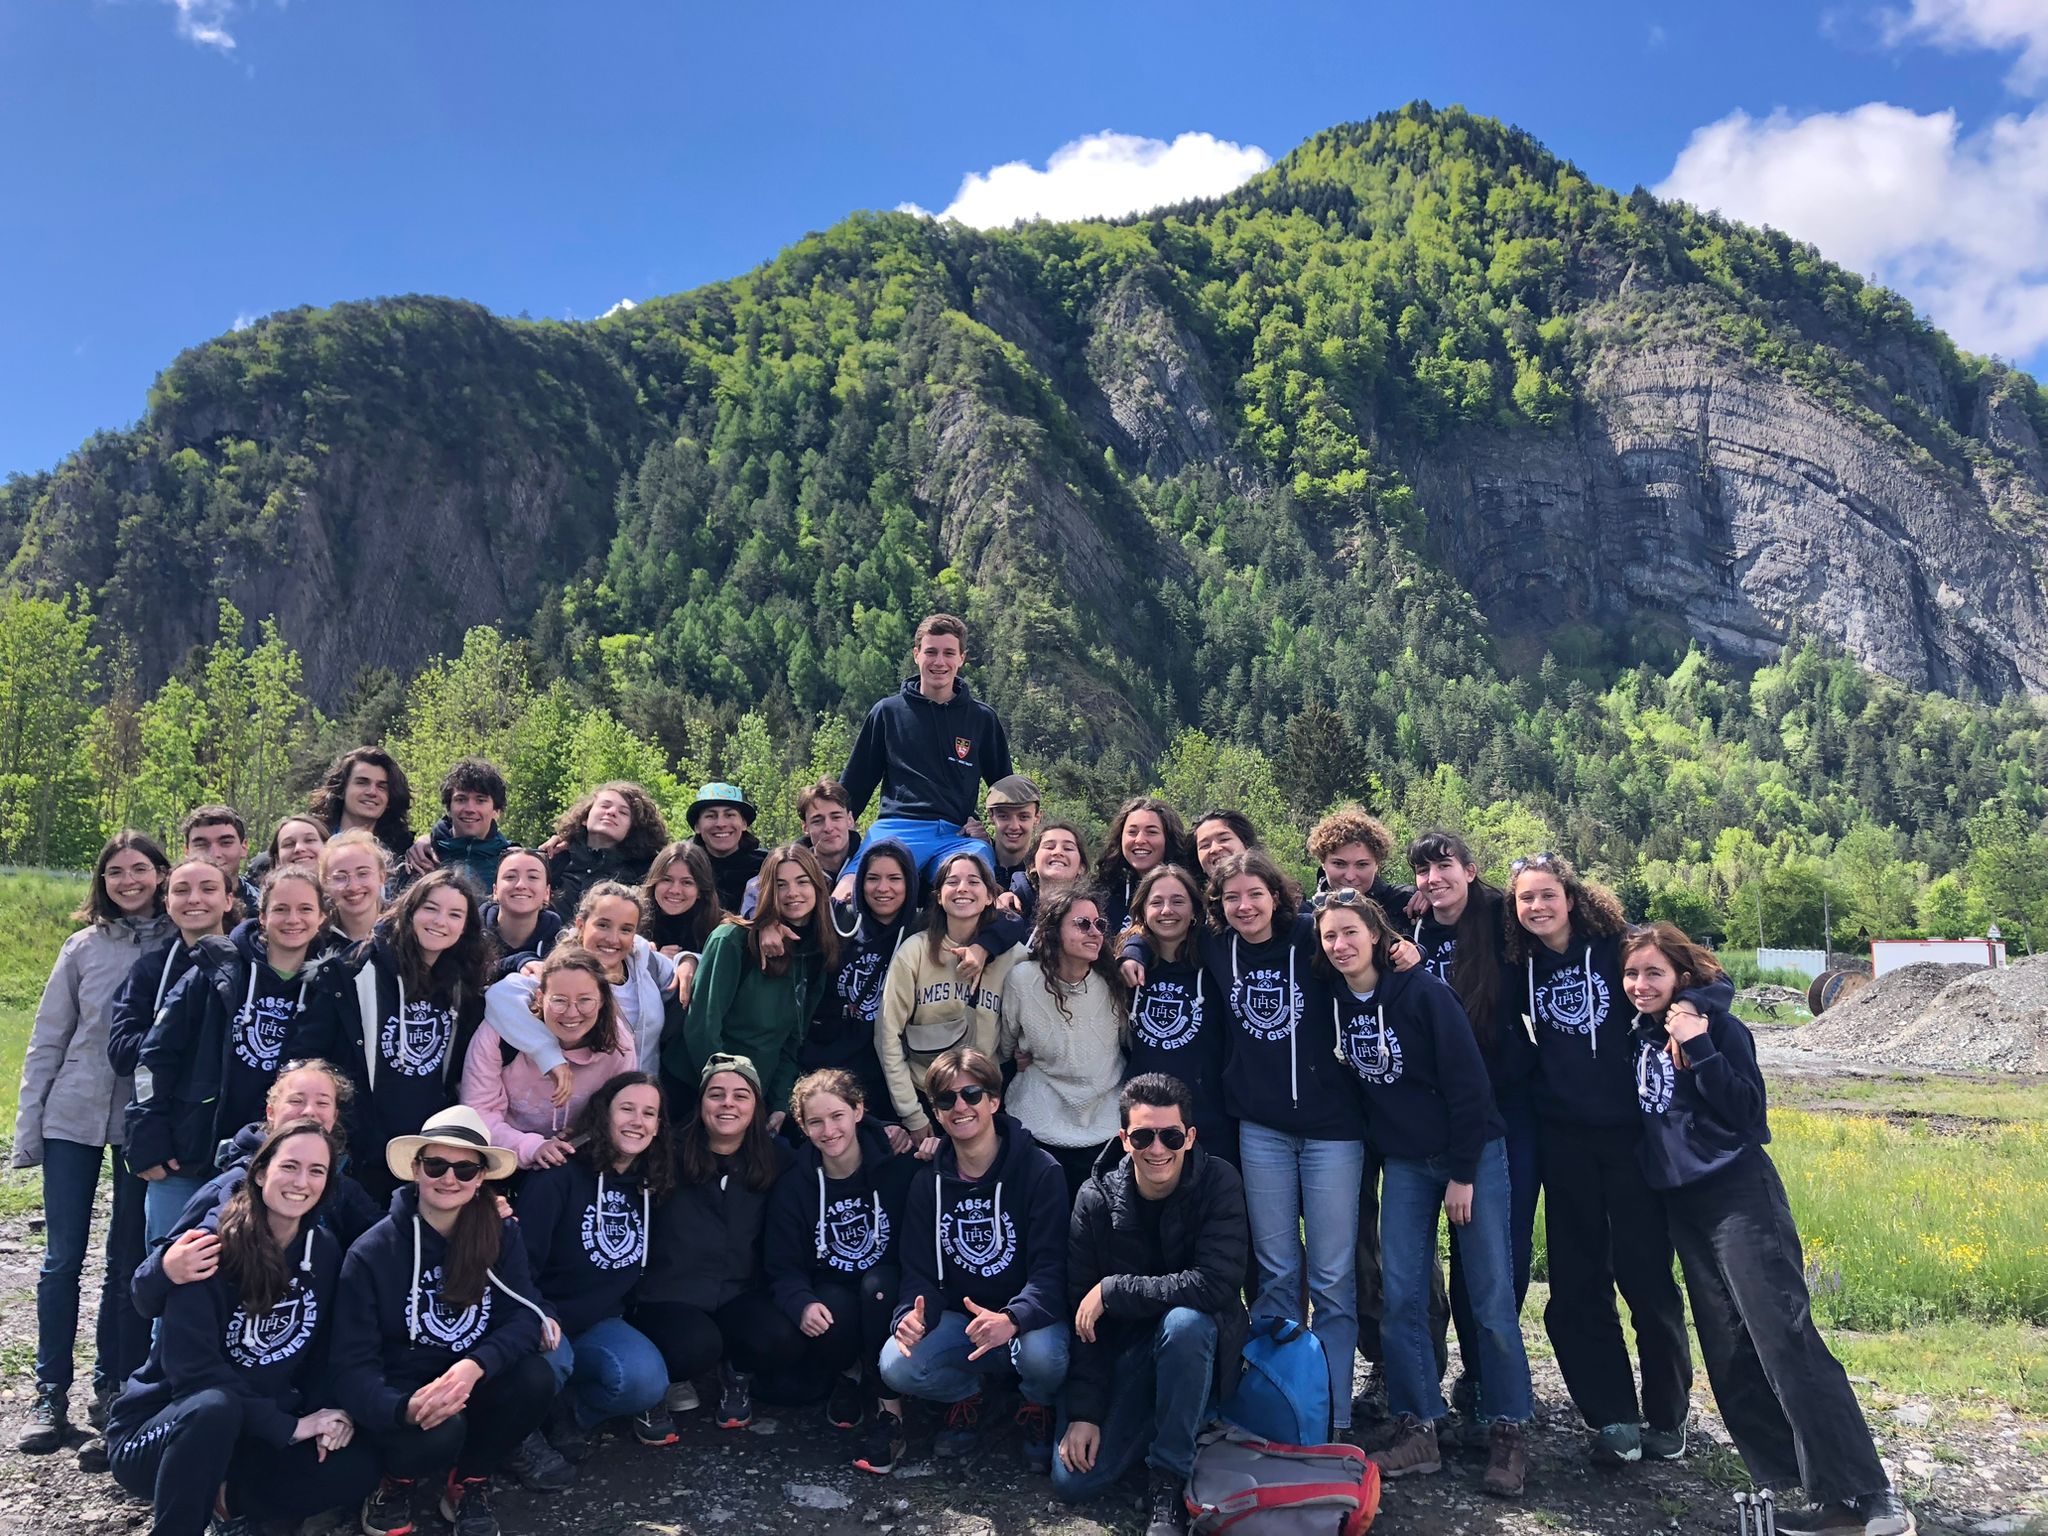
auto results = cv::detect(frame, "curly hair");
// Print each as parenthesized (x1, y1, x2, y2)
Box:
(571, 1071, 675, 1202)
(1095, 797, 1194, 897)
(1306, 804, 1394, 866)
(1027, 884, 1132, 1025)
(553, 782, 670, 863)
(307, 747, 414, 856)
(791, 1067, 866, 1126)
(1502, 852, 1627, 962)
(1205, 849, 1302, 935)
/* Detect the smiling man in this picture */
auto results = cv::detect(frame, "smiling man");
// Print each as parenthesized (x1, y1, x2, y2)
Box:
(1054, 1073, 1248, 1536)
(841, 614, 1013, 889)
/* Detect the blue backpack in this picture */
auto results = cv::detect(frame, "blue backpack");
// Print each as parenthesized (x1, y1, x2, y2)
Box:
(1221, 1318, 1332, 1446)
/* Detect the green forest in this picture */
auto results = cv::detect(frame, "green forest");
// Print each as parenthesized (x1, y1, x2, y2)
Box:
(3, 105, 2045, 951)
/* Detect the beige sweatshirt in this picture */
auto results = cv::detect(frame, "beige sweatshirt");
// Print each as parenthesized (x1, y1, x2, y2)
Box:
(997, 959, 1127, 1149)
(876, 934, 1022, 1134)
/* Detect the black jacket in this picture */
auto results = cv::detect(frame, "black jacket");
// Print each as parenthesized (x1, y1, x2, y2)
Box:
(1631, 977, 1770, 1190)
(842, 677, 1013, 828)
(1065, 1143, 1248, 1425)
(482, 902, 564, 980)
(515, 1157, 656, 1338)
(636, 1138, 795, 1312)
(694, 833, 766, 915)
(764, 1121, 917, 1323)
(547, 838, 654, 920)
(800, 839, 917, 1094)
(108, 935, 204, 1078)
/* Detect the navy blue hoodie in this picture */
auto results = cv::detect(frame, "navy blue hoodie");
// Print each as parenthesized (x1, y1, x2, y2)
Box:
(1326, 964, 1505, 1182)
(1123, 942, 1227, 1138)
(482, 902, 563, 980)
(107, 1216, 341, 1453)
(1410, 888, 1536, 1104)
(131, 1119, 382, 1320)
(1631, 977, 1770, 1190)
(894, 1113, 1067, 1334)
(842, 677, 1014, 828)
(515, 1156, 655, 1339)
(108, 933, 206, 1078)
(330, 1186, 547, 1429)
(799, 839, 918, 1098)
(1517, 933, 1638, 1129)
(765, 1120, 917, 1323)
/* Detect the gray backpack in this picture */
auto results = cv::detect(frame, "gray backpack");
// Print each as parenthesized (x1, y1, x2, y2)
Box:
(1184, 1425, 1380, 1536)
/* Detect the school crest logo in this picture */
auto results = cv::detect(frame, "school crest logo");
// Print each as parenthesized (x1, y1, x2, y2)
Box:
(225, 1277, 319, 1368)
(1134, 981, 1203, 1051)
(1534, 967, 1609, 1039)
(232, 992, 297, 1074)
(1422, 936, 1457, 985)
(380, 1002, 454, 1078)
(1232, 968, 1301, 1043)
(1341, 1013, 1405, 1087)
(939, 1196, 1017, 1278)
(1636, 1044, 1676, 1115)
(816, 1195, 889, 1272)
(839, 947, 884, 1024)
(953, 737, 972, 762)
(412, 1264, 491, 1350)
(580, 1188, 646, 1270)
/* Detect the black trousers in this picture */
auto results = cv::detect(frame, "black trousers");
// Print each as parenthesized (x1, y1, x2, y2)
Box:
(107, 1388, 380, 1536)
(634, 1290, 809, 1384)
(807, 1266, 901, 1390)
(1539, 1118, 1693, 1431)
(1356, 1143, 1450, 1374)
(369, 1352, 556, 1483)
(1045, 1140, 1111, 1205)
(1667, 1150, 1888, 1502)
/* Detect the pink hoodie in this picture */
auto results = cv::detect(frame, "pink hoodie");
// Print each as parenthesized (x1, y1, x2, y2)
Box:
(459, 1020, 636, 1167)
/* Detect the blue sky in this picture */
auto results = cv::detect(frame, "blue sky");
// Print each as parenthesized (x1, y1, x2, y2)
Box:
(3, 0, 2042, 478)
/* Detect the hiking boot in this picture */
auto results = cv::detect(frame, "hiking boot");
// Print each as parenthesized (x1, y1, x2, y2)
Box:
(17, 1384, 68, 1454)
(208, 1516, 261, 1536)
(934, 1393, 983, 1458)
(716, 1363, 753, 1429)
(1642, 1419, 1688, 1460)
(542, 1396, 591, 1463)
(1145, 1466, 1190, 1536)
(855, 1408, 905, 1475)
(1366, 1414, 1441, 1478)
(1481, 1419, 1528, 1497)
(665, 1378, 700, 1413)
(86, 1384, 113, 1432)
(827, 1371, 864, 1430)
(1350, 1362, 1389, 1425)
(1449, 1374, 1487, 1450)
(438, 1475, 498, 1536)
(1774, 1502, 1863, 1535)
(1591, 1421, 1642, 1467)
(75, 1434, 109, 1474)
(1849, 1488, 1917, 1536)
(632, 1406, 679, 1446)
(503, 1429, 575, 1492)
(360, 1477, 416, 1536)
(1015, 1400, 1055, 1471)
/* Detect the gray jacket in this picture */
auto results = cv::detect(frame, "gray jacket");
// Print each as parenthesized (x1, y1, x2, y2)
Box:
(12, 916, 172, 1166)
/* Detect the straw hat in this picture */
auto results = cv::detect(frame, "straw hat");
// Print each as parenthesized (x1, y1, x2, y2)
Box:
(384, 1105, 520, 1183)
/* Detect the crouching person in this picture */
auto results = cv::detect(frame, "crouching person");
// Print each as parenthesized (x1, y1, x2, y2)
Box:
(332, 1108, 554, 1536)
(1055, 1073, 1248, 1536)
(105, 1119, 378, 1536)
(880, 1048, 1070, 1469)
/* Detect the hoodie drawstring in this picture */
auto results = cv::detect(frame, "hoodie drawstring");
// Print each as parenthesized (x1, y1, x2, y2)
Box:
(596, 1170, 650, 1269)
(1523, 948, 1595, 1049)
(932, 1168, 1003, 1279)
(241, 1226, 317, 1349)
(404, 1213, 554, 1342)
(1330, 995, 1386, 1072)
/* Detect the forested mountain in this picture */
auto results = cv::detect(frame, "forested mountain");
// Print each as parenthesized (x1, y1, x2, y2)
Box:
(4, 104, 2047, 936)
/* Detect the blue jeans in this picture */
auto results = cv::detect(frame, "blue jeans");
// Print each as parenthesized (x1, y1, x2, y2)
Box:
(143, 1168, 209, 1249)
(1238, 1121, 1362, 1429)
(863, 817, 996, 885)
(1052, 1308, 1217, 1497)
(878, 1309, 1070, 1407)
(1448, 1095, 1538, 1382)
(545, 1316, 669, 1426)
(1381, 1138, 1531, 1424)
(37, 1138, 147, 1393)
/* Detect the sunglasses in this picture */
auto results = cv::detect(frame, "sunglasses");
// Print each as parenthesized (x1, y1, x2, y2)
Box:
(416, 1154, 486, 1182)
(1070, 916, 1110, 933)
(932, 1084, 992, 1112)
(1510, 852, 1561, 874)
(1125, 1126, 1188, 1151)
(1309, 886, 1369, 912)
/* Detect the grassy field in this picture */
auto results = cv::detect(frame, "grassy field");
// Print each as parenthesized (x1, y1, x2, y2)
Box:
(0, 870, 93, 1215)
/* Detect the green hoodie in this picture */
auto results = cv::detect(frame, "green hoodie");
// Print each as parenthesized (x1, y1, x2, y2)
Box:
(669, 920, 829, 1115)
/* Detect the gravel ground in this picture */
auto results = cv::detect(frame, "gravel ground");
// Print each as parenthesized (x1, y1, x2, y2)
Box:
(1796, 958, 2048, 1074)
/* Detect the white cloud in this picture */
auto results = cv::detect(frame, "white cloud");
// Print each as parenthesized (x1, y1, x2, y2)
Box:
(600, 298, 638, 319)
(1657, 103, 2048, 359)
(169, 0, 238, 51)
(231, 312, 256, 332)
(902, 130, 1270, 229)
(1884, 0, 2048, 91)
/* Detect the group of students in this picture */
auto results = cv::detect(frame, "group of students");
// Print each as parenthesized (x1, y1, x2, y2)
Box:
(13, 612, 1914, 1536)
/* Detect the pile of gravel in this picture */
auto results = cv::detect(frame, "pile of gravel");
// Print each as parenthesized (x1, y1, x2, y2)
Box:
(1793, 956, 2048, 1072)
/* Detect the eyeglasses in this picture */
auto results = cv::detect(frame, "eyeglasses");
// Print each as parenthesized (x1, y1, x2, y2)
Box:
(1125, 1126, 1188, 1151)
(417, 1155, 486, 1182)
(1309, 887, 1368, 912)
(1070, 916, 1110, 933)
(1510, 852, 1561, 874)
(932, 1084, 992, 1112)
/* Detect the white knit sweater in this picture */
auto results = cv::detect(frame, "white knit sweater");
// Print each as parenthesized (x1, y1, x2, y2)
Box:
(997, 959, 1126, 1149)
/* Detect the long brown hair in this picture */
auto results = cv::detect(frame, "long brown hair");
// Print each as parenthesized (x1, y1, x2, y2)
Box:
(1407, 830, 1505, 1050)
(1502, 851, 1626, 962)
(527, 945, 622, 1057)
(308, 746, 414, 853)
(1027, 884, 1132, 1025)
(1129, 863, 1206, 962)
(217, 1119, 342, 1314)
(409, 1144, 505, 1309)
(678, 1069, 780, 1192)
(571, 1071, 675, 1202)
(76, 831, 170, 927)
(640, 840, 724, 951)
(383, 868, 490, 1000)
(554, 781, 670, 862)
(1096, 797, 1193, 895)
(921, 850, 1000, 960)
(741, 843, 840, 976)
(1618, 922, 1728, 1005)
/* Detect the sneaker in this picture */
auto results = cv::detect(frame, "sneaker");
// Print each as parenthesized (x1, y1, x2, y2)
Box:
(1350, 1362, 1389, 1425)
(360, 1477, 416, 1536)
(1145, 1466, 1190, 1536)
(827, 1372, 864, 1430)
(1015, 1400, 1055, 1471)
(1480, 1420, 1528, 1497)
(75, 1434, 109, 1474)
(208, 1516, 261, 1536)
(1591, 1421, 1642, 1467)
(665, 1379, 700, 1413)
(504, 1428, 575, 1492)
(542, 1398, 592, 1464)
(1849, 1488, 1917, 1536)
(1774, 1502, 1863, 1535)
(1366, 1414, 1441, 1479)
(934, 1393, 983, 1458)
(438, 1475, 498, 1536)
(632, 1406, 679, 1446)
(716, 1363, 753, 1429)
(1642, 1419, 1688, 1460)
(855, 1408, 905, 1475)
(17, 1384, 68, 1454)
